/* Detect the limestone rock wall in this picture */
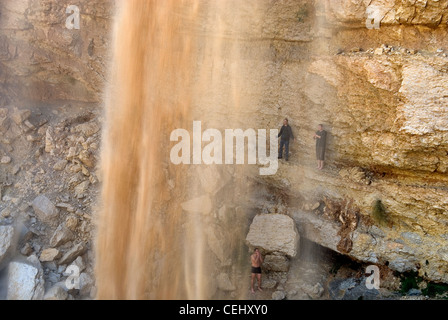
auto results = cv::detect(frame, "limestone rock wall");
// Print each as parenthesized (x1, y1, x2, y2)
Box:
(0, 0, 114, 104)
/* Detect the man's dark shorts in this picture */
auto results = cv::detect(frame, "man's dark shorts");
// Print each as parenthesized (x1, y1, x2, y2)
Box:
(251, 267, 262, 274)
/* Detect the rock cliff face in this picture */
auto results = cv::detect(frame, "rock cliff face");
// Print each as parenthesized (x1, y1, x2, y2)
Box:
(1, 0, 448, 298)
(0, 0, 114, 104)
(255, 0, 448, 283)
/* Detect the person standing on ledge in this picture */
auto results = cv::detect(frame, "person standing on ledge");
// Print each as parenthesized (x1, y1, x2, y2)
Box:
(278, 118, 294, 161)
(313, 124, 327, 170)
(250, 248, 264, 294)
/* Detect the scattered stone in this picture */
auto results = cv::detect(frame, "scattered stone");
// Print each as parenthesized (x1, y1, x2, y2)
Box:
(53, 160, 68, 171)
(65, 215, 79, 231)
(32, 243, 41, 253)
(217, 273, 236, 291)
(32, 195, 59, 225)
(246, 214, 300, 257)
(374, 47, 383, 55)
(44, 284, 68, 300)
(12, 164, 20, 175)
(303, 202, 320, 211)
(73, 121, 100, 138)
(24, 120, 35, 130)
(45, 126, 55, 153)
(302, 282, 325, 299)
(11, 107, 31, 125)
(50, 224, 75, 247)
(0, 225, 14, 264)
(7, 261, 45, 300)
(81, 165, 90, 176)
(40, 248, 61, 262)
(78, 150, 94, 168)
(1, 207, 11, 218)
(74, 180, 90, 199)
(59, 242, 87, 265)
(1, 156, 11, 164)
(272, 291, 285, 300)
(66, 147, 77, 160)
(20, 243, 33, 256)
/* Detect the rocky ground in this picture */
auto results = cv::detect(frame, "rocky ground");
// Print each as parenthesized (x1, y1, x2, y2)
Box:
(0, 103, 100, 300)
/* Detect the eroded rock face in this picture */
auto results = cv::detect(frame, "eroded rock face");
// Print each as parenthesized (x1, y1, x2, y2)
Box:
(0, 0, 115, 104)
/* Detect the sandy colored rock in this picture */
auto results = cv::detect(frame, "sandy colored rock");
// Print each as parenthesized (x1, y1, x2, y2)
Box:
(78, 150, 95, 168)
(65, 215, 79, 231)
(1, 156, 11, 164)
(40, 248, 61, 262)
(7, 262, 45, 300)
(59, 242, 87, 265)
(11, 107, 31, 125)
(53, 160, 68, 171)
(73, 121, 101, 138)
(50, 224, 75, 247)
(246, 214, 299, 257)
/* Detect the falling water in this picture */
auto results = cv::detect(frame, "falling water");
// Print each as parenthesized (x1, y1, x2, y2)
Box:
(95, 0, 266, 299)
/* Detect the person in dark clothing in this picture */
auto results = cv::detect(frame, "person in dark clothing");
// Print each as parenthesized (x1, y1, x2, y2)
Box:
(278, 118, 294, 161)
(313, 124, 327, 170)
(250, 248, 263, 293)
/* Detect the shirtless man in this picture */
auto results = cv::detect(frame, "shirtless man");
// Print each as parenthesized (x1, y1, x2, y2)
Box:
(250, 248, 264, 293)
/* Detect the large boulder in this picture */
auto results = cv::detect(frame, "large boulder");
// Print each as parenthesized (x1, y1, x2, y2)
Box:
(7, 261, 45, 300)
(0, 225, 14, 265)
(246, 214, 299, 257)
